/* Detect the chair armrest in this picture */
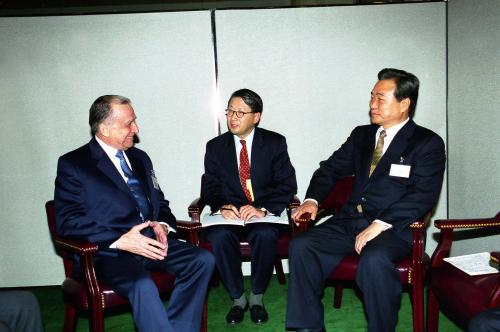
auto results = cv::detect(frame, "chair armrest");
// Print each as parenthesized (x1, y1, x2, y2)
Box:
(176, 220, 203, 246)
(409, 214, 431, 279)
(188, 197, 207, 222)
(491, 252, 500, 263)
(52, 235, 102, 301)
(288, 196, 301, 210)
(287, 196, 306, 233)
(52, 236, 99, 256)
(434, 217, 500, 229)
(291, 212, 313, 233)
(431, 214, 500, 267)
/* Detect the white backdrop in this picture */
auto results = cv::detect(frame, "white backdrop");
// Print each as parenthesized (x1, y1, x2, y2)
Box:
(216, 3, 447, 264)
(0, 2, 447, 286)
(0, 11, 215, 286)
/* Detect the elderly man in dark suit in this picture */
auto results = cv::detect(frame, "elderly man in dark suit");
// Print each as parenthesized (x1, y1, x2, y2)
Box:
(286, 68, 446, 332)
(203, 89, 297, 325)
(54, 95, 214, 332)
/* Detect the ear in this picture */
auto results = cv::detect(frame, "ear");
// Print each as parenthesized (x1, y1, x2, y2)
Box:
(400, 98, 411, 114)
(253, 112, 261, 124)
(99, 122, 110, 137)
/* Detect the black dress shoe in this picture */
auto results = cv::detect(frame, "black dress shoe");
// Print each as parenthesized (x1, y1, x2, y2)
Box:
(250, 305, 269, 324)
(226, 305, 247, 324)
(296, 329, 325, 332)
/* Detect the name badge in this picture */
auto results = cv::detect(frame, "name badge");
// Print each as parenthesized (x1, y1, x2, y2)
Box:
(151, 170, 160, 189)
(389, 164, 411, 178)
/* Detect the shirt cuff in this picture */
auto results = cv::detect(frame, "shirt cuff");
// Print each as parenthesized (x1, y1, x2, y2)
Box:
(159, 221, 176, 233)
(109, 241, 118, 249)
(304, 198, 319, 206)
(372, 219, 392, 230)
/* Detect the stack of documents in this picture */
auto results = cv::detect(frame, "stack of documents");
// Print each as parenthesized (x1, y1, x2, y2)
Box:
(443, 252, 499, 276)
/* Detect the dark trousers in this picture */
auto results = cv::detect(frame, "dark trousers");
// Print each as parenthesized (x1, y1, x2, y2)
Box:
(204, 223, 279, 299)
(0, 291, 43, 332)
(286, 216, 411, 332)
(94, 238, 214, 332)
(468, 308, 500, 332)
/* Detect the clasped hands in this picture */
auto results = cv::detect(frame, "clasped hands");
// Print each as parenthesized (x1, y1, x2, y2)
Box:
(291, 200, 384, 254)
(115, 221, 168, 260)
(220, 204, 266, 221)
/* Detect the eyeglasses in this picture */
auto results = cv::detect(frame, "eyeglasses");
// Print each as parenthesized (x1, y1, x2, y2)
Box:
(225, 109, 255, 118)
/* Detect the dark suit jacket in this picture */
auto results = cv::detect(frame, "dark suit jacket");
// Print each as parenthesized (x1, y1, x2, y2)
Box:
(203, 127, 297, 216)
(306, 120, 446, 239)
(54, 138, 176, 255)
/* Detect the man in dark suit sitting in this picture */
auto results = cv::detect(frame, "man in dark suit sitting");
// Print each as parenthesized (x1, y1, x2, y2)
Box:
(286, 68, 446, 332)
(54, 95, 215, 332)
(202, 89, 297, 325)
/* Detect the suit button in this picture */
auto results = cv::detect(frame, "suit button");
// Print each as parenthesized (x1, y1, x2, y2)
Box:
(361, 197, 366, 201)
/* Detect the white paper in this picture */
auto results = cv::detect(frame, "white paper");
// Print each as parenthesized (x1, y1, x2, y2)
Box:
(443, 252, 499, 276)
(201, 212, 289, 228)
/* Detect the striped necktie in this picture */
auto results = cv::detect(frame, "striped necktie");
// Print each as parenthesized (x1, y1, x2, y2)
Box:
(116, 150, 152, 220)
(369, 130, 387, 177)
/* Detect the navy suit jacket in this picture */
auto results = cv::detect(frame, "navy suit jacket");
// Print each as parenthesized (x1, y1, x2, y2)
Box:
(202, 127, 297, 216)
(306, 120, 446, 240)
(54, 138, 176, 255)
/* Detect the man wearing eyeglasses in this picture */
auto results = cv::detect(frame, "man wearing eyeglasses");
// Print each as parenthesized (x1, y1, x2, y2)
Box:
(202, 89, 297, 325)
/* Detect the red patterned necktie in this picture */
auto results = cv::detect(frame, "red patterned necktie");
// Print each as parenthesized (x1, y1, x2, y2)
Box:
(239, 140, 253, 202)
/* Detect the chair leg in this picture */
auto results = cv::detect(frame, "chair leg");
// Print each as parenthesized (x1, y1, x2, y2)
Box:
(89, 305, 105, 332)
(426, 288, 440, 332)
(333, 284, 343, 308)
(63, 304, 77, 332)
(274, 258, 286, 285)
(201, 301, 207, 332)
(410, 283, 424, 332)
(211, 268, 220, 287)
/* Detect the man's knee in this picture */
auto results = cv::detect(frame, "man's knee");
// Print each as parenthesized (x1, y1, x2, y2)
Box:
(288, 233, 311, 258)
(249, 224, 278, 243)
(192, 248, 215, 273)
(205, 227, 236, 246)
(131, 276, 158, 295)
(357, 247, 393, 275)
(3, 291, 40, 315)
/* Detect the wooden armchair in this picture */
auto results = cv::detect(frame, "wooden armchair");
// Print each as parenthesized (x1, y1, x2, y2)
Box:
(296, 176, 431, 332)
(45, 200, 207, 332)
(176, 176, 301, 285)
(426, 213, 500, 332)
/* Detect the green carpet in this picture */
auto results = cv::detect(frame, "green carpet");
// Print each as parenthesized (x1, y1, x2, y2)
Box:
(30, 276, 463, 331)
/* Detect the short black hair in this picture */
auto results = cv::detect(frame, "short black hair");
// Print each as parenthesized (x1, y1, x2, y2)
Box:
(229, 89, 263, 114)
(88, 95, 130, 136)
(378, 68, 419, 117)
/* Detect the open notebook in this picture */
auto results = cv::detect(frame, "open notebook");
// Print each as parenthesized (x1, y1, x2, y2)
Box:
(201, 212, 289, 228)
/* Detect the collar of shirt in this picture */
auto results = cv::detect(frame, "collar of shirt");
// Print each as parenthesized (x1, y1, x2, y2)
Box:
(376, 118, 409, 154)
(233, 128, 255, 167)
(95, 135, 131, 181)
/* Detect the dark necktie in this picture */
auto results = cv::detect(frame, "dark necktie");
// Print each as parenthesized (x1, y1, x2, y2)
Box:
(239, 140, 253, 202)
(369, 130, 387, 177)
(116, 150, 152, 220)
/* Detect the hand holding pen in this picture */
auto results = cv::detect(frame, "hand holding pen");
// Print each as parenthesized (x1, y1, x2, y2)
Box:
(220, 204, 240, 219)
